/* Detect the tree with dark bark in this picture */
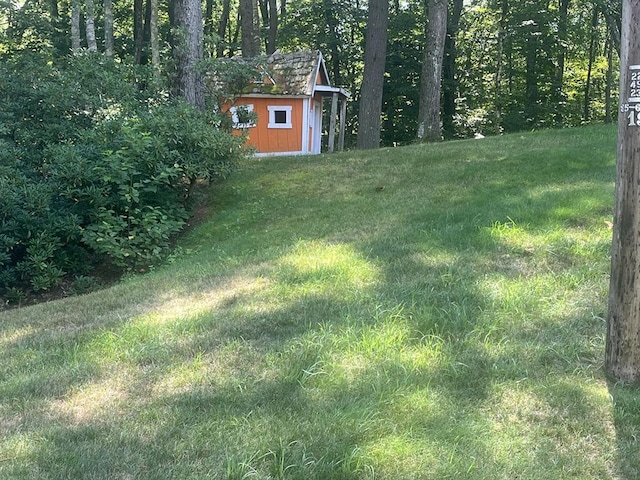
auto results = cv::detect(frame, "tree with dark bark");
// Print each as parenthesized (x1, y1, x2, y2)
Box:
(240, 0, 260, 56)
(172, 0, 205, 108)
(552, 0, 570, 125)
(583, 3, 599, 122)
(417, 0, 447, 142)
(442, 0, 464, 138)
(356, 0, 389, 149)
(606, 0, 640, 383)
(134, 0, 145, 62)
(258, 0, 278, 54)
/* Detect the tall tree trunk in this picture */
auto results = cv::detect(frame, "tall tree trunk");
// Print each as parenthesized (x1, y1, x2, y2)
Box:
(601, 0, 622, 56)
(134, 0, 145, 63)
(323, 0, 342, 85)
(583, 5, 599, 122)
(495, 0, 508, 133)
(267, 0, 277, 54)
(240, 0, 259, 56)
(151, 0, 159, 73)
(417, 0, 447, 142)
(607, 0, 640, 383)
(356, 0, 389, 149)
(71, 0, 81, 51)
(553, 0, 570, 126)
(204, 0, 214, 39)
(524, 25, 539, 125)
(216, 0, 231, 57)
(85, 0, 98, 51)
(104, 0, 114, 56)
(606, 33, 614, 123)
(142, 0, 152, 63)
(442, 0, 464, 138)
(172, 0, 205, 108)
(258, 0, 269, 51)
(50, 0, 59, 17)
(231, 10, 241, 56)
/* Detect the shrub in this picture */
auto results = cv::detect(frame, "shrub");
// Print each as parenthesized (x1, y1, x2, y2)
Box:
(0, 51, 246, 301)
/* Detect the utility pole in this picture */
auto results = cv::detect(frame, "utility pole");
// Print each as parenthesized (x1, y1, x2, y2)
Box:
(606, 0, 640, 382)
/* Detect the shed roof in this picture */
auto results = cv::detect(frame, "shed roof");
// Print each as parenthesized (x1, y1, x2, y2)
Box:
(263, 50, 324, 96)
(209, 50, 349, 99)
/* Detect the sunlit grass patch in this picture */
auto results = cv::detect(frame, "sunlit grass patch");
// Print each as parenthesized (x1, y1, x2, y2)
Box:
(1, 125, 629, 479)
(273, 240, 380, 296)
(487, 379, 618, 478)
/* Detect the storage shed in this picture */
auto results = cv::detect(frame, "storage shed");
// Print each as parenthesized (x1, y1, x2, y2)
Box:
(216, 50, 349, 156)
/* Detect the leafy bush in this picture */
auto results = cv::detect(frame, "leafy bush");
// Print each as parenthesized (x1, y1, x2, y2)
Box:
(0, 51, 246, 301)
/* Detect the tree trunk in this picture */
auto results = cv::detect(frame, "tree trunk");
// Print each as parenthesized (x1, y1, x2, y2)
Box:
(583, 5, 599, 122)
(134, 0, 144, 63)
(602, 0, 622, 57)
(104, 0, 114, 56)
(495, 0, 508, 133)
(151, 0, 159, 72)
(442, 0, 464, 139)
(204, 0, 213, 39)
(71, 0, 81, 51)
(524, 26, 539, 125)
(50, 0, 59, 17)
(172, 0, 205, 108)
(216, 0, 231, 57)
(323, 0, 342, 85)
(267, 0, 277, 54)
(606, 33, 614, 123)
(356, 0, 389, 149)
(85, 0, 98, 51)
(552, 0, 570, 126)
(417, 0, 447, 142)
(142, 0, 152, 63)
(240, 0, 260, 56)
(606, 0, 640, 383)
(258, 0, 269, 51)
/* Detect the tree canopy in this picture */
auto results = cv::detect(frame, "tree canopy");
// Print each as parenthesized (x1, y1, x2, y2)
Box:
(0, 0, 621, 146)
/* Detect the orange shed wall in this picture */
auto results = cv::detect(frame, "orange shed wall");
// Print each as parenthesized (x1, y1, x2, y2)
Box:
(232, 97, 304, 154)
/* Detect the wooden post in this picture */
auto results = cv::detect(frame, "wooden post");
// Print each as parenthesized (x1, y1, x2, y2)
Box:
(606, 0, 640, 382)
(328, 92, 338, 153)
(338, 96, 347, 152)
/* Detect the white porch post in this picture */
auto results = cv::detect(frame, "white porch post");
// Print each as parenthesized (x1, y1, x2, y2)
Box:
(338, 96, 347, 152)
(328, 92, 338, 153)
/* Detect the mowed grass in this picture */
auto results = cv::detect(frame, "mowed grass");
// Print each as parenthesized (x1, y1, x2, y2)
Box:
(2, 124, 640, 479)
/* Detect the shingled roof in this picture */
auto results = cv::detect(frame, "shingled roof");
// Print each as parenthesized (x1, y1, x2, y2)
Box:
(209, 50, 332, 98)
(262, 50, 322, 95)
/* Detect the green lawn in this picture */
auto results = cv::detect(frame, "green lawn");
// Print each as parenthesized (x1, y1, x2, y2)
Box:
(2, 124, 639, 479)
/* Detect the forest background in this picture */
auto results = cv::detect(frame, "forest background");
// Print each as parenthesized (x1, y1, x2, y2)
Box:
(0, 0, 623, 301)
(0, 0, 623, 145)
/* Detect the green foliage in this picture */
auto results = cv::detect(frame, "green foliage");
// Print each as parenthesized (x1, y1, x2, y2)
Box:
(0, 51, 245, 300)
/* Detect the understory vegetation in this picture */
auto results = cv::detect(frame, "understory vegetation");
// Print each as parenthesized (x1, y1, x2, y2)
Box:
(2, 125, 640, 479)
(0, 52, 245, 301)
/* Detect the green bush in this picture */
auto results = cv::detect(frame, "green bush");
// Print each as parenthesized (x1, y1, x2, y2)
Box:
(0, 51, 246, 301)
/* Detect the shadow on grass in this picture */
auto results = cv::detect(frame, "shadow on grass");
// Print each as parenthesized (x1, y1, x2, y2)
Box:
(608, 382, 640, 479)
(1, 125, 624, 479)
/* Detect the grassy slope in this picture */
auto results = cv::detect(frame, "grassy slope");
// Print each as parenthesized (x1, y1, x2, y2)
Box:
(2, 124, 639, 479)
